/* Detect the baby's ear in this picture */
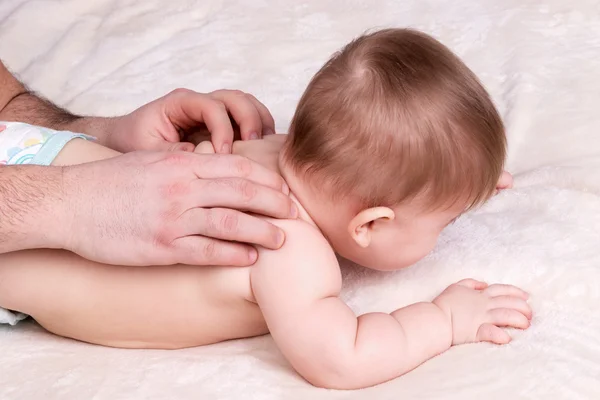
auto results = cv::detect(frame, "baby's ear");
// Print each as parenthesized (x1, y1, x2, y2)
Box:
(495, 171, 514, 193)
(348, 207, 395, 248)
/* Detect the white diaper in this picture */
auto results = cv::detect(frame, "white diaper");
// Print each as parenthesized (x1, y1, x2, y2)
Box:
(0, 121, 94, 325)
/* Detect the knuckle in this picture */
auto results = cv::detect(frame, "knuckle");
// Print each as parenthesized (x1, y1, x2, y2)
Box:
(204, 209, 218, 231)
(154, 205, 184, 245)
(170, 87, 192, 97)
(237, 180, 257, 202)
(159, 182, 190, 199)
(161, 152, 191, 166)
(213, 99, 227, 111)
(202, 240, 218, 261)
(219, 211, 239, 234)
(153, 225, 176, 248)
(160, 201, 183, 221)
(229, 89, 246, 97)
(245, 92, 258, 102)
(233, 156, 253, 177)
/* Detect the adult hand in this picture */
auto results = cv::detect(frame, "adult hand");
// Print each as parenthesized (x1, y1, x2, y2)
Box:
(60, 151, 297, 267)
(102, 89, 276, 154)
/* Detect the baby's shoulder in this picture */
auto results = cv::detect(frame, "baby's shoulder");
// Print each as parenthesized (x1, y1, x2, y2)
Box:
(254, 218, 342, 292)
(266, 218, 333, 259)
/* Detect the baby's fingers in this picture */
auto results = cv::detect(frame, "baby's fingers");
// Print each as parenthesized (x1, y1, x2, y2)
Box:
(485, 284, 529, 300)
(476, 323, 511, 345)
(490, 296, 533, 320)
(489, 308, 530, 329)
(456, 279, 488, 290)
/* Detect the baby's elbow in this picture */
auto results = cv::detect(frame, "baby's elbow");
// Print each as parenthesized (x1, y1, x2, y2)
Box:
(305, 373, 359, 390)
(298, 357, 365, 390)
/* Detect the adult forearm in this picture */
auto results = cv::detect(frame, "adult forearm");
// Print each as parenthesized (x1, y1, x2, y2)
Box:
(0, 165, 68, 254)
(0, 60, 114, 143)
(0, 89, 117, 144)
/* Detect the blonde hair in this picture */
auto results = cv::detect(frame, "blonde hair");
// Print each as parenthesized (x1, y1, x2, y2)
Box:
(283, 28, 506, 211)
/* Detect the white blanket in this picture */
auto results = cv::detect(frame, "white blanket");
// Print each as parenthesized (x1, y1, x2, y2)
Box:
(1, 0, 599, 398)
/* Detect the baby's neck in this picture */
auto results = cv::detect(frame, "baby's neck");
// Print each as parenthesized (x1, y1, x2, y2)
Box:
(231, 135, 319, 228)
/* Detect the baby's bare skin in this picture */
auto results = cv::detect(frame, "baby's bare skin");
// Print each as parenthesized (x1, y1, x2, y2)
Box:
(0, 250, 266, 348)
(0, 136, 529, 389)
(0, 137, 285, 349)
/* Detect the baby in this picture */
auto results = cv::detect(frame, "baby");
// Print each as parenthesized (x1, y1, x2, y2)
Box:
(0, 29, 530, 389)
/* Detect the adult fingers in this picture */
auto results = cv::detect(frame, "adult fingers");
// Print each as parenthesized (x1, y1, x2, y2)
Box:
(245, 93, 276, 136)
(210, 90, 263, 141)
(178, 208, 285, 250)
(455, 279, 488, 290)
(485, 284, 529, 300)
(490, 296, 533, 320)
(488, 308, 530, 329)
(163, 89, 235, 154)
(476, 323, 511, 345)
(189, 153, 290, 194)
(172, 235, 258, 267)
(190, 178, 296, 219)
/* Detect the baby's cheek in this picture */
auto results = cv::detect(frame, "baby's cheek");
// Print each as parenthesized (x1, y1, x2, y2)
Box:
(411, 234, 440, 261)
(394, 240, 436, 269)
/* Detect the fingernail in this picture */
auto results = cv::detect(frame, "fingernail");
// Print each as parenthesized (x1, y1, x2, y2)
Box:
(290, 202, 299, 219)
(249, 132, 259, 140)
(221, 143, 231, 154)
(282, 182, 289, 195)
(248, 247, 258, 264)
(277, 229, 285, 248)
(264, 129, 275, 136)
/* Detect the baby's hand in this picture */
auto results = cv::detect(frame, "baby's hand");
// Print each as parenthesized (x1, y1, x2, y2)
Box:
(433, 279, 532, 346)
(495, 171, 514, 195)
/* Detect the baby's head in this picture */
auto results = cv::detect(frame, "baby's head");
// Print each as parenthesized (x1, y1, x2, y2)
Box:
(279, 28, 508, 271)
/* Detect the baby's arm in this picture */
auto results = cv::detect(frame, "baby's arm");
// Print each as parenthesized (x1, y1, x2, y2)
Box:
(251, 220, 531, 389)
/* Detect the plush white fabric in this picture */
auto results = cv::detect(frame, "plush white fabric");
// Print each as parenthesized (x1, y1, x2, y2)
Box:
(1, 0, 600, 398)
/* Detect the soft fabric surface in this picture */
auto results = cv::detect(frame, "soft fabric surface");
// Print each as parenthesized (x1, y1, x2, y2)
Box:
(1, 0, 599, 398)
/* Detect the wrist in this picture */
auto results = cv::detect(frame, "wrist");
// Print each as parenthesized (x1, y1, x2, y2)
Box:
(431, 299, 454, 347)
(62, 116, 118, 149)
(54, 164, 85, 254)
(0, 166, 70, 252)
(32, 165, 73, 251)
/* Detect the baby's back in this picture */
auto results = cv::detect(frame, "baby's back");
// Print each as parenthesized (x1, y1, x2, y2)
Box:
(0, 137, 293, 349)
(0, 248, 268, 348)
